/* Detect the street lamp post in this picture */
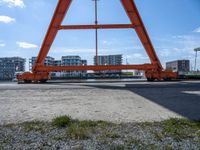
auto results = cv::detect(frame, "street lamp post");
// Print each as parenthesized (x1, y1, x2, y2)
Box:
(92, 0, 100, 66)
(194, 48, 200, 71)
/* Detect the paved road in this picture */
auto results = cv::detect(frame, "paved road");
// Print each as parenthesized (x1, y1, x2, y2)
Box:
(0, 80, 199, 124)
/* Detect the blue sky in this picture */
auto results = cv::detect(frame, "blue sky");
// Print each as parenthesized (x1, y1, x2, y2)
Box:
(0, 0, 200, 71)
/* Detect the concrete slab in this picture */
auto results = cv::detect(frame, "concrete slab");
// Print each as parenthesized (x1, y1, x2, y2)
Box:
(0, 80, 199, 124)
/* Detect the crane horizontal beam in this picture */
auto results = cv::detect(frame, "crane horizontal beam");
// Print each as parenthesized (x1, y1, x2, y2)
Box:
(35, 64, 156, 72)
(59, 24, 135, 30)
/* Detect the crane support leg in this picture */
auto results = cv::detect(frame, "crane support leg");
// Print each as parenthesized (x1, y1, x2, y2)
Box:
(121, 0, 162, 70)
(33, 0, 72, 72)
(120, 0, 177, 80)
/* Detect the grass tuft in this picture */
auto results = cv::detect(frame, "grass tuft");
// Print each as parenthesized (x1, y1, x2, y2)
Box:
(101, 130, 120, 139)
(52, 116, 72, 127)
(110, 145, 125, 150)
(22, 121, 45, 132)
(162, 118, 200, 141)
(52, 116, 112, 140)
(2, 123, 15, 128)
(66, 123, 90, 140)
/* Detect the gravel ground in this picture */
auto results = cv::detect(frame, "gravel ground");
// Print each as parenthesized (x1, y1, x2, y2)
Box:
(0, 117, 199, 150)
(0, 80, 200, 125)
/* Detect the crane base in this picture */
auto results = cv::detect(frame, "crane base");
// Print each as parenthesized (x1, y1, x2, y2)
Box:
(17, 72, 50, 83)
(16, 70, 177, 83)
(145, 70, 178, 81)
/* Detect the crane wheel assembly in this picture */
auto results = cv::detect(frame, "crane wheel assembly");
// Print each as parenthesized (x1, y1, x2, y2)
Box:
(17, 0, 177, 83)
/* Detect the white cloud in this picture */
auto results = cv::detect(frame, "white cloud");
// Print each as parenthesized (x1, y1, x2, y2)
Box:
(0, 43, 5, 47)
(158, 35, 200, 55)
(194, 27, 200, 33)
(16, 42, 38, 49)
(51, 47, 95, 54)
(159, 49, 171, 57)
(123, 46, 143, 50)
(173, 35, 200, 54)
(102, 40, 113, 45)
(0, 15, 15, 23)
(103, 40, 108, 44)
(154, 34, 200, 69)
(172, 35, 186, 39)
(127, 53, 148, 60)
(0, 0, 25, 8)
(0, 41, 5, 47)
(50, 47, 122, 54)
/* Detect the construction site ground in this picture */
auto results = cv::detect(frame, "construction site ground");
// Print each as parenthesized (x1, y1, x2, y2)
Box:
(0, 80, 200, 125)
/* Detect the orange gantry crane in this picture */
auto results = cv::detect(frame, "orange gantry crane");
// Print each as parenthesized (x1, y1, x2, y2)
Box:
(17, 0, 177, 83)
